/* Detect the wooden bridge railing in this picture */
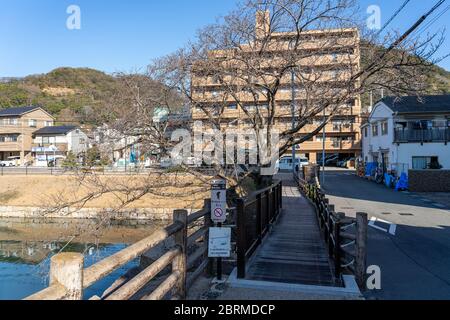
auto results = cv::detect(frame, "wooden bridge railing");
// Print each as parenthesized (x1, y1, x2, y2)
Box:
(295, 175, 368, 287)
(236, 180, 283, 279)
(25, 201, 212, 300)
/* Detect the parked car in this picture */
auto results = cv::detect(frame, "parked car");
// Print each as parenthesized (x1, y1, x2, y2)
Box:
(0, 156, 20, 167)
(325, 156, 340, 167)
(160, 157, 173, 169)
(276, 156, 309, 171)
(318, 154, 339, 167)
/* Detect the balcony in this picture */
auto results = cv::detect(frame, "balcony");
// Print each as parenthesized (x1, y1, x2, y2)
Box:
(32, 143, 68, 153)
(394, 128, 450, 143)
(0, 142, 21, 152)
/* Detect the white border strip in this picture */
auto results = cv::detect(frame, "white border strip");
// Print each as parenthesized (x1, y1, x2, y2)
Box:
(227, 268, 362, 298)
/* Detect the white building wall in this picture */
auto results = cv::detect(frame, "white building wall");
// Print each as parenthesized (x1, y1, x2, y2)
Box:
(362, 102, 396, 163)
(397, 143, 450, 170)
(67, 129, 88, 154)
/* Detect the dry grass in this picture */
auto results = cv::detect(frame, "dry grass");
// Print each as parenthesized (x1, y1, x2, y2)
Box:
(0, 174, 209, 210)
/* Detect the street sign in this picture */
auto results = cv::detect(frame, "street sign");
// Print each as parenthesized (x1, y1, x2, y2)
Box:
(208, 227, 231, 258)
(211, 178, 227, 223)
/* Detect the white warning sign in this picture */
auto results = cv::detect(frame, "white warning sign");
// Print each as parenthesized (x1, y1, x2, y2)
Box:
(211, 178, 227, 223)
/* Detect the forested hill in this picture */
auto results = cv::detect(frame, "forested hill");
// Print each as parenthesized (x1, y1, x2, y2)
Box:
(0, 68, 119, 124)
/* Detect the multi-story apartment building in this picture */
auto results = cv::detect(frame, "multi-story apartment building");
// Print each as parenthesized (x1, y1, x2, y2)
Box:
(191, 11, 362, 164)
(0, 106, 54, 165)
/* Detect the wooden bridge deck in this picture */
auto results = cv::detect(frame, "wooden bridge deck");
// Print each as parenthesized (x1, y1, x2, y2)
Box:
(245, 174, 337, 287)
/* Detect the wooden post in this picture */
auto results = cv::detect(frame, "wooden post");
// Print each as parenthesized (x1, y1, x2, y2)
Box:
(172, 209, 187, 300)
(203, 199, 213, 276)
(356, 212, 368, 288)
(279, 181, 283, 209)
(236, 198, 246, 279)
(49, 253, 84, 300)
(333, 213, 345, 279)
(256, 193, 262, 244)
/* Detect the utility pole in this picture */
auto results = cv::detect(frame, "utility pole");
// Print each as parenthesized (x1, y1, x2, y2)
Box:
(322, 107, 326, 186)
(291, 68, 296, 175)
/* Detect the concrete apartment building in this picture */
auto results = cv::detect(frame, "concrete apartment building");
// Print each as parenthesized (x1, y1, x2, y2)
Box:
(0, 106, 54, 165)
(191, 11, 362, 164)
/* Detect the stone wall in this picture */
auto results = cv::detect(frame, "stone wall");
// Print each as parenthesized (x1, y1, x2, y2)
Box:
(408, 170, 450, 192)
(0, 206, 194, 221)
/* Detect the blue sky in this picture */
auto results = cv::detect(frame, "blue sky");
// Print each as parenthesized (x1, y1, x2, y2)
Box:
(1, 0, 449, 77)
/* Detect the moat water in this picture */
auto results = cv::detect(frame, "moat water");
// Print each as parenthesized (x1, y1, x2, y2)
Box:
(0, 217, 165, 300)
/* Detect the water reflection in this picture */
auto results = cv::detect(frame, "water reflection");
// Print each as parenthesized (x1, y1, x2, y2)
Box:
(0, 217, 166, 300)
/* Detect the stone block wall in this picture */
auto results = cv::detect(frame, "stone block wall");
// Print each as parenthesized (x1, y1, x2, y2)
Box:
(408, 170, 450, 192)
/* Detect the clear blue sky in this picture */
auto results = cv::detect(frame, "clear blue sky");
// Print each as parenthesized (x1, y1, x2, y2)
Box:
(1, 0, 449, 77)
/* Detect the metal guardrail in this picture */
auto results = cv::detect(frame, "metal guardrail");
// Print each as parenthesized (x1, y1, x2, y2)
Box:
(0, 166, 218, 176)
(394, 128, 450, 143)
(236, 181, 283, 279)
(295, 175, 367, 287)
(24, 201, 212, 300)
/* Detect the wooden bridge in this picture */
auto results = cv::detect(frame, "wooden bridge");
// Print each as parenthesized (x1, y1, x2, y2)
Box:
(242, 176, 336, 286)
(235, 172, 367, 292)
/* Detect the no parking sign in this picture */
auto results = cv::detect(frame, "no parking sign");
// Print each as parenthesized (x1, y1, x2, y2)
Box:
(211, 178, 227, 223)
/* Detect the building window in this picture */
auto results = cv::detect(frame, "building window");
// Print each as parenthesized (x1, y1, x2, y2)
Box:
(29, 119, 37, 128)
(412, 156, 441, 170)
(372, 123, 379, 136)
(42, 137, 50, 144)
(45, 121, 53, 127)
(228, 104, 237, 110)
(381, 121, 388, 135)
(364, 127, 368, 138)
(9, 118, 18, 125)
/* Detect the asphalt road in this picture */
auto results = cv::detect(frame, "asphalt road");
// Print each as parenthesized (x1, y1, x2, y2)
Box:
(321, 169, 450, 300)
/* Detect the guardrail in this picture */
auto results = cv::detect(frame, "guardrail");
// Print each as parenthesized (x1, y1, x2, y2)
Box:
(0, 165, 222, 176)
(236, 181, 283, 279)
(295, 175, 367, 287)
(24, 201, 212, 300)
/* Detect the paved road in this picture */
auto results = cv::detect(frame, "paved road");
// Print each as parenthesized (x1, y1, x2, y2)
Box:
(322, 169, 450, 300)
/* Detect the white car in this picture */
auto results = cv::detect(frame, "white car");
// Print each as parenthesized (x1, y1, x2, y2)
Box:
(276, 157, 309, 171)
(0, 156, 20, 167)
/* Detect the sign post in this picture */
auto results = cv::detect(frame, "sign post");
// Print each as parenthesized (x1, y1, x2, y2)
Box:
(211, 178, 227, 224)
(209, 178, 229, 281)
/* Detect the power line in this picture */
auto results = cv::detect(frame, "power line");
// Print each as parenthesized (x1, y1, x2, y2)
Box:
(414, 4, 450, 37)
(377, 0, 411, 36)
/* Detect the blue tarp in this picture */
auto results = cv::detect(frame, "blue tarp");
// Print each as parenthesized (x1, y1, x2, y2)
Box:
(365, 162, 378, 177)
(395, 173, 409, 191)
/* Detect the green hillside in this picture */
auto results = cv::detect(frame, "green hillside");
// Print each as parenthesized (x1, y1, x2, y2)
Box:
(0, 68, 119, 124)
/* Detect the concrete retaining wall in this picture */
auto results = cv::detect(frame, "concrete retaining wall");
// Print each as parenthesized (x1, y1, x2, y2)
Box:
(408, 170, 450, 192)
(0, 206, 195, 221)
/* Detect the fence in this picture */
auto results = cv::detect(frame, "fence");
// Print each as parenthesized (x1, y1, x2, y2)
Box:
(295, 176, 367, 287)
(24, 201, 212, 300)
(0, 165, 220, 176)
(236, 181, 283, 279)
(394, 128, 450, 143)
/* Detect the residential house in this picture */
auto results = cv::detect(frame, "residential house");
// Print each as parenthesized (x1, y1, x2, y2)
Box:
(32, 126, 89, 166)
(0, 106, 54, 165)
(361, 95, 450, 176)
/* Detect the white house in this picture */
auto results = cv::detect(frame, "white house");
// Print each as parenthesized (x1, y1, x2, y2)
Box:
(32, 126, 89, 166)
(362, 95, 450, 176)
